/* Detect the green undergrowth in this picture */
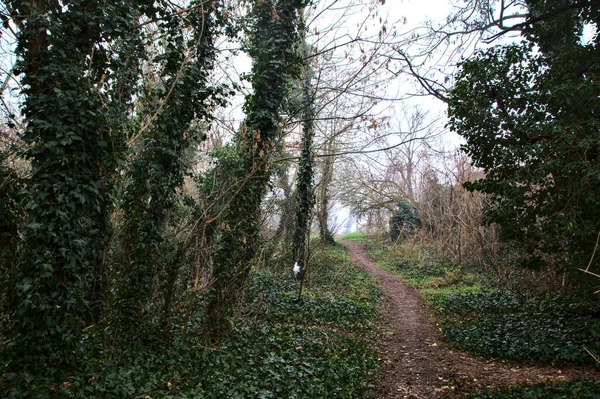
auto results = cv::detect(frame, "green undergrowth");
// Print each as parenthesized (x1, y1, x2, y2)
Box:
(471, 379, 600, 398)
(364, 243, 482, 297)
(340, 231, 376, 242)
(1, 244, 381, 398)
(245, 246, 381, 331)
(441, 291, 600, 364)
(365, 242, 600, 366)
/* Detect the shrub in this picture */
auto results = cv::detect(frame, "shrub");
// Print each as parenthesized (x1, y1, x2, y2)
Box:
(389, 200, 420, 241)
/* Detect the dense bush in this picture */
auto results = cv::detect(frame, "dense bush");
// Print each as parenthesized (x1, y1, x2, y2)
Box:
(389, 200, 420, 241)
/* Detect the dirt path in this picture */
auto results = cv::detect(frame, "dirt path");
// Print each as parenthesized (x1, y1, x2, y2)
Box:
(341, 240, 600, 398)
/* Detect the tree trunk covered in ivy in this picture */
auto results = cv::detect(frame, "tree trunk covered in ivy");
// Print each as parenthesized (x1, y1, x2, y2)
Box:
(318, 142, 336, 245)
(119, 2, 219, 335)
(207, 0, 301, 329)
(293, 26, 316, 289)
(7, 0, 150, 372)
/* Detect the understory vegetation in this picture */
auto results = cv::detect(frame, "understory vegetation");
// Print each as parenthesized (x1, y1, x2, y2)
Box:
(471, 380, 600, 399)
(1, 244, 381, 398)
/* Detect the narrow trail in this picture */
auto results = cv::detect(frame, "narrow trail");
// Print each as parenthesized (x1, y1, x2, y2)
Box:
(340, 240, 600, 399)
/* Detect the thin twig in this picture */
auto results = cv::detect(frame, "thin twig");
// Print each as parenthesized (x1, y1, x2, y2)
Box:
(583, 347, 600, 364)
(585, 230, 600, 272)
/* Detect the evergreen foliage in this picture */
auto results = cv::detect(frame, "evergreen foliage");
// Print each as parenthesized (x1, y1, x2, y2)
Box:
(389, 200, 420, 241)
(6, 0, 155, 373)
(0, 244, 380, 398)
(1, 0, 232, 385)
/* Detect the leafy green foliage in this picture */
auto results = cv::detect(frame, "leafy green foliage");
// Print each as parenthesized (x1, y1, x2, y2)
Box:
(471, 379, 600, 399)
(4, 324, 378, 399)
(2, 0, 234, 383)
(448, 1, 600, 272)
(7, 0, 155, 372)
(442, 292, 600, 364)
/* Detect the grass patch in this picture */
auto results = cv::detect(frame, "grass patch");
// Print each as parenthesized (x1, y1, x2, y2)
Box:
(1, 244, 382, 398)
(341, 231, 375, 242)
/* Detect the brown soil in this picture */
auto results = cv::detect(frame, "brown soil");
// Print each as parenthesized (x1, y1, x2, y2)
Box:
(340, 240, 600, 399)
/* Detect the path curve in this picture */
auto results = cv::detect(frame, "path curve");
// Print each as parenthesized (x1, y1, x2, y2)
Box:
(341, 240, 600, 399)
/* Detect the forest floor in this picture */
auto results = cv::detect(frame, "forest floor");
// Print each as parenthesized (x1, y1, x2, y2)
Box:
(340, 240, 600, 399)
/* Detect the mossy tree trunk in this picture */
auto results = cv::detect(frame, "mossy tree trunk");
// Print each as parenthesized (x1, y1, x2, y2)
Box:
(119, 2, 218, 336)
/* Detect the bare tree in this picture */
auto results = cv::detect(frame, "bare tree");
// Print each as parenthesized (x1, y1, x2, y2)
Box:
(337, 106, 443, 230)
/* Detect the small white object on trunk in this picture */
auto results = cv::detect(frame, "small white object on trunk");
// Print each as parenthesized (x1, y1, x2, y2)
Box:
(292, 262, 301, 276)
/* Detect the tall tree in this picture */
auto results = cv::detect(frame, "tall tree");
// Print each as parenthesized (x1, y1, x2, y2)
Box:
(207, 0, 302, 328)
(293, 15, 316, 293)
(6, 0, 153, 374)
(119, 0, 220, 335)
(448, 0, 600, 272)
